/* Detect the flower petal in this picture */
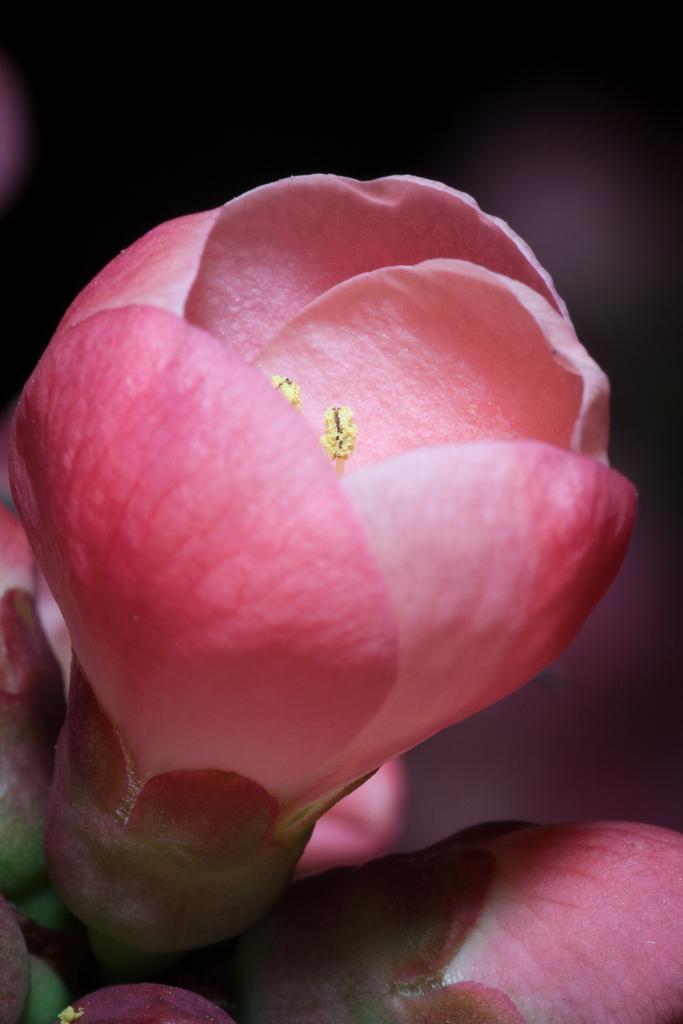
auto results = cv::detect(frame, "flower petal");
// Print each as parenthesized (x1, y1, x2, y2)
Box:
(10, 306, 396, 794)
(185, 174, 567, 361)
(319, 441, 635, 787)
(0, 503, 33, 594)
(60, 208, 221, 331)
(256, 259, 608, 468)
(446, 822, 683, 1023)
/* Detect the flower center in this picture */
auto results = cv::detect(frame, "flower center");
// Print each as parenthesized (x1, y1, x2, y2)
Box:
(271, 375, 357, 475)
(320, 405, 357, 476)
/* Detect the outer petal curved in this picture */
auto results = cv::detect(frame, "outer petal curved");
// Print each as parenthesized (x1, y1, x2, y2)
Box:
(184, 174, 567, 361)
(10, 305, 396, 794)
(59, 208, 221, 332)
(316, 441, 635, 790)
(256, 259, 607, 468)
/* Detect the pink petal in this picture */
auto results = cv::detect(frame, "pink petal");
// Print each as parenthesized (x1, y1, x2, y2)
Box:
(297, 759, 406, 876)
(10, 306, 396, 796)
(60, 207, 221, 331)
(35, 570, 71, 683)
(317, 441, 635, 788)
(0, 503, 33, 594)
(256, 260, 607, 469)
(447, 822, 683, 1022)
(184, 174, 567, 361)
(237, 820, 683, 1022)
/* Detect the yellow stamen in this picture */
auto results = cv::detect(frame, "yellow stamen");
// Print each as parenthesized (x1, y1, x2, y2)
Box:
(58, 1009, 85, 1024)
(271, 375, 302, 410)
(321, 405, 357, 466)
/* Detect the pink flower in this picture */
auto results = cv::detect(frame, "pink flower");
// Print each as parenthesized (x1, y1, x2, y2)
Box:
(235, 821, 683, 1023)
(9, 175, 635, 949)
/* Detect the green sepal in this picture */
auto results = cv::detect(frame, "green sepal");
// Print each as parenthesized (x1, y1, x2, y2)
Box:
(45, 665, 313, 955)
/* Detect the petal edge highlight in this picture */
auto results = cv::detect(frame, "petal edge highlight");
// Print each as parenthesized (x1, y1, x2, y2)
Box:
(185, 174, 568, 360)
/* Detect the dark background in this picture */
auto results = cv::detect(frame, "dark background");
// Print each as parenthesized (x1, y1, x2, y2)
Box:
(1, 36, 681, 844)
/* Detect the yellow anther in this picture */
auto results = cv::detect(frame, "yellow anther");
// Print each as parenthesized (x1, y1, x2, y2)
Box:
(271, 375, 302, 410)
(321, 405, 357, 465)
(58, 1009, 85, 1024)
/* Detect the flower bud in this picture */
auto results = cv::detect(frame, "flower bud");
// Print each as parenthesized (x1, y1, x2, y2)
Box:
(235, 821, 683, 1023)
(60, 983, 236, 1024)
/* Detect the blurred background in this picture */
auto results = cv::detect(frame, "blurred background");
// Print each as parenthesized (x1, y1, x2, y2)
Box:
(1, 35, 681, 845)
